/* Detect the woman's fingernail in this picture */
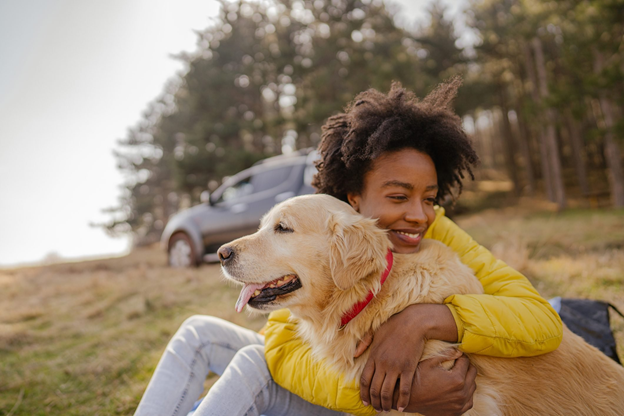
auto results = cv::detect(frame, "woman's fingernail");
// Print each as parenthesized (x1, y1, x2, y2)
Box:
(398, 407, 405, 412)
(362, 401, 369, 406)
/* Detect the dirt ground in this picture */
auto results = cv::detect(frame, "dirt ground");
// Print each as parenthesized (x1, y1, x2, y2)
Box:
(1, 206, 623, 415)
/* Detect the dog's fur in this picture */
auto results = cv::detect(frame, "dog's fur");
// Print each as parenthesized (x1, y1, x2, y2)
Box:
(221, 194, 624, 415)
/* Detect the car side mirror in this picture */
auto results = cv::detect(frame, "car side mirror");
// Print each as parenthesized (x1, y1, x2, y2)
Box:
(200, 190, 212, 205)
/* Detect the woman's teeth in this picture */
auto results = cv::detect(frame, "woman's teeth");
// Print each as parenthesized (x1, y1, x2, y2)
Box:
(396, 231, 420, 238)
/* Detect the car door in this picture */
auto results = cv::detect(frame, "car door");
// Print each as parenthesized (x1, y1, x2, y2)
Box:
(198, 173, 255, 249)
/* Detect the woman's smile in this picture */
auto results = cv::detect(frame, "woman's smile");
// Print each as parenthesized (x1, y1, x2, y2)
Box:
(390, 228, 425, 246)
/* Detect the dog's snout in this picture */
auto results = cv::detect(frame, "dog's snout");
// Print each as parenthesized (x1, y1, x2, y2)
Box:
(218, 246, 234, 264)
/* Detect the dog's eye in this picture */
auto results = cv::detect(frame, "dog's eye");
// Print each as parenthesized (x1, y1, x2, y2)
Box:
(274, 222, 294, 233)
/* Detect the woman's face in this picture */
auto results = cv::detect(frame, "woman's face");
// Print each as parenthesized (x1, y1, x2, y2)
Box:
(347, 148, 438, 254)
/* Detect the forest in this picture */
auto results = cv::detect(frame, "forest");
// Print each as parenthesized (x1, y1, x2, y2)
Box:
(103, 0, 624, 246)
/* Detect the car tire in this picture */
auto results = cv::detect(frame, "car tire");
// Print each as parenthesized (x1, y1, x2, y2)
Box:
(168, 232, 198, 268)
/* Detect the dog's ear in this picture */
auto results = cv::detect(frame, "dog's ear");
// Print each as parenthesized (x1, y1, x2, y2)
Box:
(328, 212, 391, 290)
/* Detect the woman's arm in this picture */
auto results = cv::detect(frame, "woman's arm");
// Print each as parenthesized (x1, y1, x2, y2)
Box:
(427, 208, 563, 356)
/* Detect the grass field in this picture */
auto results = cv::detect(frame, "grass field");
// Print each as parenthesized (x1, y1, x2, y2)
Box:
(1, 205, 623, 415)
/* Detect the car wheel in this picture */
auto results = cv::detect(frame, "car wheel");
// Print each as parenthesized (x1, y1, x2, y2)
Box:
(168, 232, 198, 268)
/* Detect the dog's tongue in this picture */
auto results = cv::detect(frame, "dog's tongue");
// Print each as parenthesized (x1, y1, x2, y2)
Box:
(236, 282, 266, 313)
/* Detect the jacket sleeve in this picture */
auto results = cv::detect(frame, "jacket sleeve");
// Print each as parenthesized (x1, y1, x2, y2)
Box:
(264, 309, 377, 416)
(425, 208, 563, 357)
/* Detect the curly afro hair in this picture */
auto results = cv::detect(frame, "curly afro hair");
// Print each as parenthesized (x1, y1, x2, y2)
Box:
(312, 77, 479, 203)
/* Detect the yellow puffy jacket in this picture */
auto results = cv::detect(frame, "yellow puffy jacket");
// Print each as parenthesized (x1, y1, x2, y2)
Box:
(263, 207, 563, 416)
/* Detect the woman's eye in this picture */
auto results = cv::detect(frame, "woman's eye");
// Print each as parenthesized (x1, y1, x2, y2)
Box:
(274, 223, 294, 233)
(388, 195, 407, 201)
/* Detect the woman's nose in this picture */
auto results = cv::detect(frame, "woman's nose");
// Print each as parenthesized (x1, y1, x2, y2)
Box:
(404, 202, 427, 224)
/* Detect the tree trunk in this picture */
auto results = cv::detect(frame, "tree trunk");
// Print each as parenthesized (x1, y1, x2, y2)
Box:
(491, 111, 505, 169)
(599, 98, 624, 207)
(487, 111, 499, 170)
(475, 111, 493, 169)
(471, 114, 481, 159)
(497, 85, 520, 196)
(593, 49, 624, 207)
(563, 111, 590, 197)
(522, 42, 555, 202)
(515, 111, 536, 195)
(532, 37, 567, 210)
(512, 69, 536, 196)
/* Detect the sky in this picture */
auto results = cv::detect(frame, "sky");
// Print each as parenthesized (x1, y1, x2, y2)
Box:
(0, 0, 468, 267)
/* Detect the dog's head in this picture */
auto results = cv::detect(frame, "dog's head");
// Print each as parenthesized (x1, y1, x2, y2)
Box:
(219, 194, 391, 316)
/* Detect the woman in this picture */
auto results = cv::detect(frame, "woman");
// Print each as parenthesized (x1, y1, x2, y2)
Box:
(135, 79, 562, 416)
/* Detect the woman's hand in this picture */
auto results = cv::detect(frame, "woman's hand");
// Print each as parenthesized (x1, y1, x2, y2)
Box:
(356, 304, 470, 413)
(357, 313, 425, 412)
(399, 354, 477, 415)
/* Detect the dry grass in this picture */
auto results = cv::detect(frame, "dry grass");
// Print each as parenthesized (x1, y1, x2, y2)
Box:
(0, 206, 623, 415)
(0, 248, 265, 415)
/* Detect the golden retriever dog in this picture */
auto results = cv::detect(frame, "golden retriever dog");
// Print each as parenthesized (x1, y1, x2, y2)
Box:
(219, 194, 624, 415)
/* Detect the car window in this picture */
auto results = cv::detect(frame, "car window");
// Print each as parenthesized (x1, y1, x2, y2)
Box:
(214, 176, 253, 204)
(251, 165, 293, 194)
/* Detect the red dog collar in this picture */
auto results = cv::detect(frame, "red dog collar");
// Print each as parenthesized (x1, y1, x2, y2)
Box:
(339, 249, 394, 329)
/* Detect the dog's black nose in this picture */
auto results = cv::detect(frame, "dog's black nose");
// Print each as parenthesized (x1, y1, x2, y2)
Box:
(218, 246, 234, 264)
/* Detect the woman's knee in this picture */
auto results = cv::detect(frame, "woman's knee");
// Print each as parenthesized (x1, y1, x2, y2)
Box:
(237, 344, 265, 360)
(180, 315, 227, 331)
(175, 315, 229, 341)
(173, 316, 263, 357)
(229, 344, 270, 379)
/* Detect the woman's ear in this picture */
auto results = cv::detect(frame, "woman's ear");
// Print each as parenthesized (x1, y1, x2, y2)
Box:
(347, 193, 361, 212)
(327, 212, 390, 290)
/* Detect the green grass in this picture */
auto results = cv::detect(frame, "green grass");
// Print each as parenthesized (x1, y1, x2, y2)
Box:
(1, 206, 623, 415)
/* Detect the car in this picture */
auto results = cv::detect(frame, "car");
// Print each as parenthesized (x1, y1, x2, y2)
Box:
(162, 149, 319, 267)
